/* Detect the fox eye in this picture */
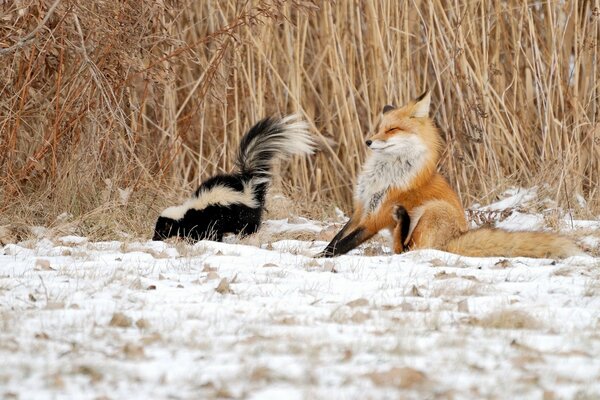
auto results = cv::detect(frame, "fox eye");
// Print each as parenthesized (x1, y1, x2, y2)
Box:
(385, 128, 400, 134)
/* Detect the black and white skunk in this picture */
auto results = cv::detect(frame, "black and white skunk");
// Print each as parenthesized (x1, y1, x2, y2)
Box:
(152, 115, 315, 242)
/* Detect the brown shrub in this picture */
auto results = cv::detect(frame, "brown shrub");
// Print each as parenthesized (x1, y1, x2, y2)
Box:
(1, 1, 598, 239)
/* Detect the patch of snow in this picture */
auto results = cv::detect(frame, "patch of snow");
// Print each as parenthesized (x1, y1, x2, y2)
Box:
(30, 226, 49, 238)
(576, 193, 587, 208)
(479, 188, 538, 211)
(334, 207, 347, 221)
(495, 211, 545, 231)
(1, 197, 600, 399)
(263, 218, 323, 234)
(58, 235, 88, 245)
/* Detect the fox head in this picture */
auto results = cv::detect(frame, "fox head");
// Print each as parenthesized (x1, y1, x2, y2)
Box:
(366, 90, 442, 160)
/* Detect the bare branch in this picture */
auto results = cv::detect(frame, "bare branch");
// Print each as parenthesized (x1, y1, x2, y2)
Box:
(0, 0, 62, 56)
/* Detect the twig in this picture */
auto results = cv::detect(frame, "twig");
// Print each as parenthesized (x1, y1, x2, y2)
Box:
(0, 0, 62, 56)
(38, 275, 49, 302)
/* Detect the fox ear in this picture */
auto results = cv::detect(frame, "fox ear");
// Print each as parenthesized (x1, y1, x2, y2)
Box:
(412, 90, 431, 118)
(382, 104, 396, 114)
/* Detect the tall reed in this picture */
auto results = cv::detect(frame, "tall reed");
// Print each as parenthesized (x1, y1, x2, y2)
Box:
(1, 0, 598, 237)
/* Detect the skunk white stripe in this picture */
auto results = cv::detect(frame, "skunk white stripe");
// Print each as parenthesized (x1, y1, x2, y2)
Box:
(160, 183, 259, 221)
(278, 114, 316, 155)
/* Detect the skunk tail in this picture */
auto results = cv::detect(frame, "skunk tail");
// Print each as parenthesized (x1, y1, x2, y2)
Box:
(236, 115, 315, 178)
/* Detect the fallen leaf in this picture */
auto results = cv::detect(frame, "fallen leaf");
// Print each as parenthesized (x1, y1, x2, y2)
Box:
(351, 311, 369, 323)
(202, 264, 216, 272)
(411, 285, 423, 297)
(435, 271, 458, 279)
(46, 301, 65, 310)
(206, 271, 220, 280)
(109, 312, 132, 328)
(495, 259, 513, 268)
(141, 333, 162, 345)
(215, 278, 232, 294)
(35, 259, 54, 271)
(346, 298, 369, 307)
(123, 343, 145, 359)
(543, 390, 556, 400)
(135, 318, 150, 329)
(250, 366, 272, 381)
(51, 373, 64, 389)
(278, 316, 297, 325)
(35, 332, 49, 340)
(77, 365, 103, 383)
(366, 367, 426, 388)
(429, 258, 447, 267)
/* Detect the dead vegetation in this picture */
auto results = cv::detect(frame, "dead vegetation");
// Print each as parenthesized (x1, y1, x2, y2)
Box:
(1, 1, 598, 239)
(473, 309, 543, 330)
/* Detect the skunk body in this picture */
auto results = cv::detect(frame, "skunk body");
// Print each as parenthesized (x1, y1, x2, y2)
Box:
(152, 115, 314, 242)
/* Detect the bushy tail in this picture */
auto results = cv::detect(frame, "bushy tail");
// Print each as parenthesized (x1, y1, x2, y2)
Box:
(236, 115, 315, 178)
(444, 228, 582, 259)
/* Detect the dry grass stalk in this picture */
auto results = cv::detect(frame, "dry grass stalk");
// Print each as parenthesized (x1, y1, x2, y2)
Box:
(0, 1, 598, 239)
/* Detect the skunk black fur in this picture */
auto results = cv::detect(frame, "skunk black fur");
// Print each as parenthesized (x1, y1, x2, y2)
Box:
(152, 115, 314, 242)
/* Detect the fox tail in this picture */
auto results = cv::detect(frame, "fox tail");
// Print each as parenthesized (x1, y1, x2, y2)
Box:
(444, 228, 582, 259)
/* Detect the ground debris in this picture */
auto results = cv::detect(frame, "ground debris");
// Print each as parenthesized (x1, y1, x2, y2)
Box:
(215, 278, 232, 294)
(1, 209, 599, 399)
(346, 298, 369, 307)
(122, 343, 145, 359)
(35, 259, 54, 271)
(109, 312, 132, 328)
(365, 367, 426, 388)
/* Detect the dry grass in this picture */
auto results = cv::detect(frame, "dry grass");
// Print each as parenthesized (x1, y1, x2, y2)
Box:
(1, 1, 599, 240)
(474, 309, 543, 330)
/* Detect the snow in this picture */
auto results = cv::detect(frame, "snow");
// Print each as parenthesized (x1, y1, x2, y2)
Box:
(478, 188, 539, 211)
(262, 218, 323, 234)
(1, 191, 600, 399)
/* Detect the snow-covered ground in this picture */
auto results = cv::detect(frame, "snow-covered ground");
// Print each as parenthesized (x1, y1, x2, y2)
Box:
(1, 189, 600, 399)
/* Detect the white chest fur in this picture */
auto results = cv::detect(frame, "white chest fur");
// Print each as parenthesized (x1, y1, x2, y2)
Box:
(354, 136, 428, 213)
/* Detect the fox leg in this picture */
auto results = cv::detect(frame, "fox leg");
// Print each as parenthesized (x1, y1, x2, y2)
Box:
(319, 226, 377, 257)
(392, 205, 411, 254)
(319, 204, 395, 257)
(408, 200, 467, 250)
(318, 208, 364, 257)
(326, 219, 353, 247)
(319, 220, 355, 257)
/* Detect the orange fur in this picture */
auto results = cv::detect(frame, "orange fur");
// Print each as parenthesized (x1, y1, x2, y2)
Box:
(320, 91, 581, 259)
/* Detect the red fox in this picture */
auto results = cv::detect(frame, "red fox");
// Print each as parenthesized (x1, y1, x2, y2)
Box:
(319, 91, 581, 258)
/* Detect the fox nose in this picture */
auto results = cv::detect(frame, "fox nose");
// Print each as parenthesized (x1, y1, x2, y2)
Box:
(365, 140, 372, 147)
